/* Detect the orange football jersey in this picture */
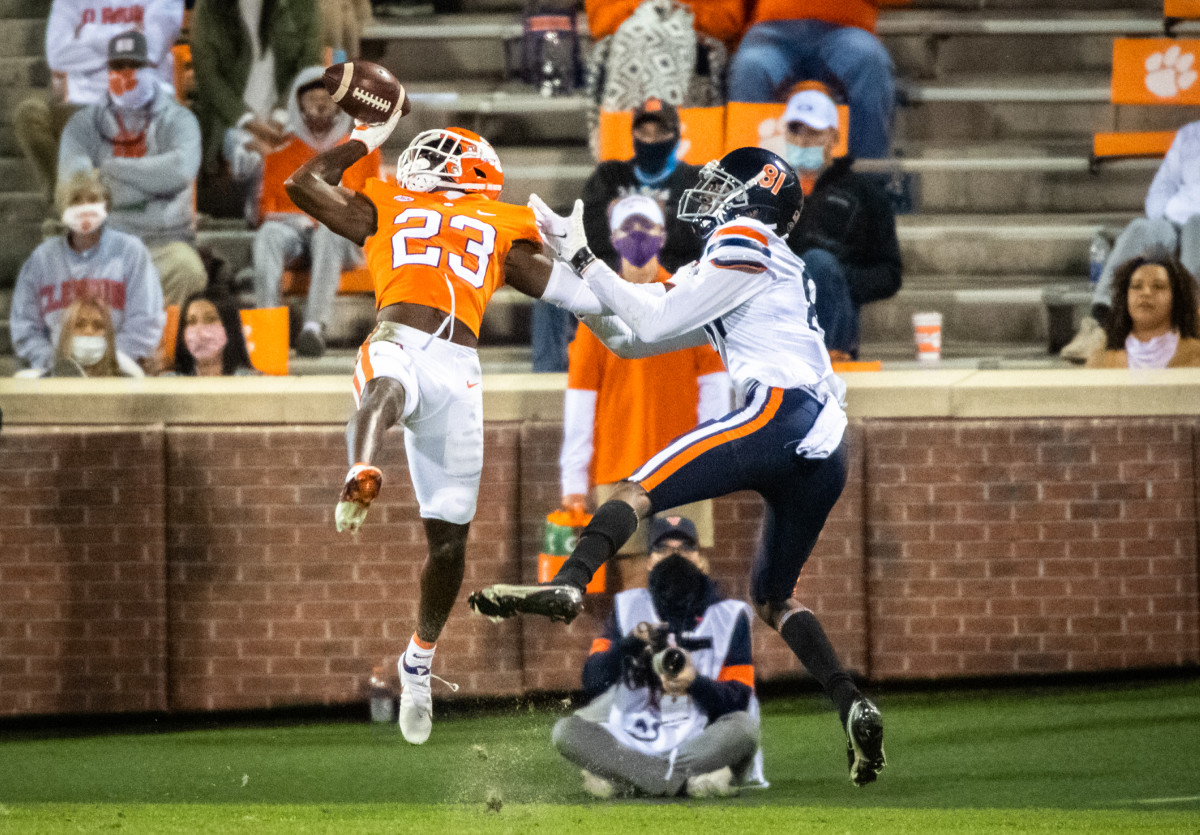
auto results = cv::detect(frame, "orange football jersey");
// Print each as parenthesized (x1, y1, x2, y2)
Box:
(361, 179, 541, 337)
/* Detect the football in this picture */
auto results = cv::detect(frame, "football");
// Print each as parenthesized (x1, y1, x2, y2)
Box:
(323, 61, 409, 124)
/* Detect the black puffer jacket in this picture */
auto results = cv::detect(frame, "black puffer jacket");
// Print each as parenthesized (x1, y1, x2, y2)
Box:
(787, 157, 903, 306)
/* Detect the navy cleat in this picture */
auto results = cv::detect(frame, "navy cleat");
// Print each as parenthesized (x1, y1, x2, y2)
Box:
(468, 583, 584, 624)
(846, 697, 886, 787)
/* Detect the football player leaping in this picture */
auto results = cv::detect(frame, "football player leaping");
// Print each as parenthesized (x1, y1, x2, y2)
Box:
(469, 147, 887, 787)
(286, 105, 605, 745)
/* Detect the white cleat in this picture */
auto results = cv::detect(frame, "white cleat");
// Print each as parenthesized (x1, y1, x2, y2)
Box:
(398, 653, 433, 744)
(686, 765, 739, 798)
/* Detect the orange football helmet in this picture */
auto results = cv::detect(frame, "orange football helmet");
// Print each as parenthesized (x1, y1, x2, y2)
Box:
(395, 127, 504, 198)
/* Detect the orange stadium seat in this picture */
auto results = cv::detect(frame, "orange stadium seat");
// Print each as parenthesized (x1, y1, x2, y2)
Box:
(597, 106, 725, 164)
(239, 307, 290, 376)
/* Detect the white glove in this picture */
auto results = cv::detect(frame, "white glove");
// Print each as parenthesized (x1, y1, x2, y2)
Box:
(528, 195, 587, 260)
(349, 104, 404, 154)
(527, 193, 569, 257)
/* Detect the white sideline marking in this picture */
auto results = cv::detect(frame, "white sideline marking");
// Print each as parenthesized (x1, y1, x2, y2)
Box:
(1112, 795, 1200, 805)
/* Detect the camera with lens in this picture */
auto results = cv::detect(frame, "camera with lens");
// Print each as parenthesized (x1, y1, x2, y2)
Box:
(621, 622, 689, 692)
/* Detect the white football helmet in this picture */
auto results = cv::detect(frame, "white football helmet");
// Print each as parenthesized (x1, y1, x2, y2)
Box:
(395, 127, 504, 198)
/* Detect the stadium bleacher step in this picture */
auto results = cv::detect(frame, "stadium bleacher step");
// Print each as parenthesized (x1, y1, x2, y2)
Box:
(897, 212, 1136, 276)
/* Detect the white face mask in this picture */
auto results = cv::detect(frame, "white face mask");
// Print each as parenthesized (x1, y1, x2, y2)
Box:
(71, 334, 108, 367)
(108, 67, 156, 110)
(62, 202, 107, 235)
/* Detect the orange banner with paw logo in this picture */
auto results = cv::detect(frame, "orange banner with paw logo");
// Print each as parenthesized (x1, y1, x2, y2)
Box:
(1112, 38, 1200, 105)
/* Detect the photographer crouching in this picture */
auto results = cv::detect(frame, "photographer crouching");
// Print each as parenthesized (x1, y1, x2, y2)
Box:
(552, 517, 764, 798)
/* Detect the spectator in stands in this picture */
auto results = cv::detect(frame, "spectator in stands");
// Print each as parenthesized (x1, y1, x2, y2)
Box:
(173, 287, 256, 376)
(57, 30, 207, 308)
(320, 0, 373, 60)
(782, 89, 901, 360)
(1085, 255, 1200, 369)
(584, 0, 744, 119)
(532, 99, 704, 372)
(552, 515, 763, 799)
(561, 195, 730, 523)
(190, 0, 322, 216)
(1065, 121, 1200, 362)
(49, 296, 146, 377)
(727, 0, 895, 160)
(249, 67, 380, 358)
(10, 168, 164, 376)
(13, 0, 184, 200)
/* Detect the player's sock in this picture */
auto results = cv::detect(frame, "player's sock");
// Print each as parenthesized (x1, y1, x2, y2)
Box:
(779, 608, 860, 725)
(405, 633, 436, 667)
(551, 499, 640, 591)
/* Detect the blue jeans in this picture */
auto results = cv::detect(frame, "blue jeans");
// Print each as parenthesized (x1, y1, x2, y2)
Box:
(728, 19, 896, 160)
(531, 300, 577, 372)
(802, 247, 858, 358)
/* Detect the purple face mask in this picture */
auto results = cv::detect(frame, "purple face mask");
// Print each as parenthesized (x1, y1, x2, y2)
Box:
(613, 230, 665, 268)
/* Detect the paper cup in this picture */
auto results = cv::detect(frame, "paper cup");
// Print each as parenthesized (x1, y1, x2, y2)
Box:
(913, 312, 943, 362)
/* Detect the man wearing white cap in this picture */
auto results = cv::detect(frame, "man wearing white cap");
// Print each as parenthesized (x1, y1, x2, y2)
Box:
(782, 89, 901, 360)
(560, 194, 730, 537)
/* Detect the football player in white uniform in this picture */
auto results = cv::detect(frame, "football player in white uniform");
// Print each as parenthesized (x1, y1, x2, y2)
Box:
(472, 146, 886, 787)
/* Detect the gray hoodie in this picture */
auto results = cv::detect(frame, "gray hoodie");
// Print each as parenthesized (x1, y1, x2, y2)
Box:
(58, 86, 202, 247)
(10, 226, 166, 371)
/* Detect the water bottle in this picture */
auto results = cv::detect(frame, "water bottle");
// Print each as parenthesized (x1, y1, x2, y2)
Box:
(1089, 231, 1111, 289)
(368, 665, 394, 723)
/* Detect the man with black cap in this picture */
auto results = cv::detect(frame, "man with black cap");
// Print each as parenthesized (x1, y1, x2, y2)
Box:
(581, 98, 704, 274)
(551, 516, 763, 799)
(530, 97, 705, 372)
(58, 30, 207, 309)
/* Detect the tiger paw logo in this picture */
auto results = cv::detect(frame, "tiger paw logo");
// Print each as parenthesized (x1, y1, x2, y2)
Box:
(756, 117, 786, 156)
(1145, 45, 1197, 98)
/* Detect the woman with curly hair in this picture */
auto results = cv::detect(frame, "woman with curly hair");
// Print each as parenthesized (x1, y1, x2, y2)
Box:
(1086, 254, 1200, 368)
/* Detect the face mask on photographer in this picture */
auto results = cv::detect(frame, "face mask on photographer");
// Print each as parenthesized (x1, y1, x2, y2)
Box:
(648, 552, 709, 621)
(633, 137, 678, 183)
(108, 66, 156, 110)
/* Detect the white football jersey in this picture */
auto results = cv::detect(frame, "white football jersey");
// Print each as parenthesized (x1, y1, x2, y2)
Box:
(690, 216, 839, 401)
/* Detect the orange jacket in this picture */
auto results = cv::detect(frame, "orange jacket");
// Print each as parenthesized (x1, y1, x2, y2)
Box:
(259, 138, 381, 221)
(750, 0, 879, 33)
(586, 0, 747, 45)
(566, 267, 727, 486)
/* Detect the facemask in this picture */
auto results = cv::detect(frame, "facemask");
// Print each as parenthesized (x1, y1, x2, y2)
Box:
(633, 137, 678, 182)
(71, 334, 108, 367)
(108, 67, 155, 110)
(62, 202, 107, 235)
(184, 322, 228, 362)
(648, 553, 709, 622)
(613, 229, 665, 268)
(786, 143, 826, 173)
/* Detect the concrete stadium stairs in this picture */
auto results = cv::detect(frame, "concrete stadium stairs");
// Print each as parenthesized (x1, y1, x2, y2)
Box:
(0, 0, 1178, 361)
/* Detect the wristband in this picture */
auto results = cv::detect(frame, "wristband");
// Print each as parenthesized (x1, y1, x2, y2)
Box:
(570, 246, 597, 274)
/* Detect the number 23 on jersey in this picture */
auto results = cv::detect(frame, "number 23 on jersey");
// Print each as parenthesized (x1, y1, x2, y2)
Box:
(389, 207, 498, 288)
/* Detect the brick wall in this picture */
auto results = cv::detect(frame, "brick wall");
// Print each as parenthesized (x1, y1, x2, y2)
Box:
(0, 427, 167, 715)
(1, 417, 1197, 717)
(166, 425, 525, 712)
(867, 419, 1200, 679)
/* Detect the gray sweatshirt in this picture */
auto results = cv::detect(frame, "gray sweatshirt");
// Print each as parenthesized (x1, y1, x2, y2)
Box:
(10, 227, 166, 371)
(58, 87, 201, 246)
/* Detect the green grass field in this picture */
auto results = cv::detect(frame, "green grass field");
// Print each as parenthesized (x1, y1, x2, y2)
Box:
(1, 677, 1198, 833)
